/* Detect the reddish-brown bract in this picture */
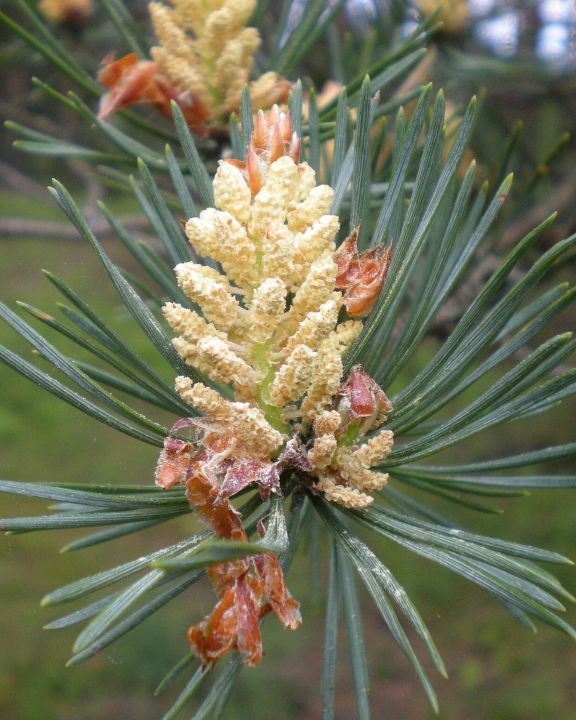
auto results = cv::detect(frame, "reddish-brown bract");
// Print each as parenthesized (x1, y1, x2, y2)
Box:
(154, 436, 193, 490)
(335, 227, 392, 317)
(97, 53, 213, 136)
(154, 430, 301, 667)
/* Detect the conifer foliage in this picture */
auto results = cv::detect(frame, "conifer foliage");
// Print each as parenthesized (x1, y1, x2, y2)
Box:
(1, 1, 575, 718)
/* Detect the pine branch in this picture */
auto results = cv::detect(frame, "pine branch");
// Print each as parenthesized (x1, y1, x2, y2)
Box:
(0, 215, 152, 240)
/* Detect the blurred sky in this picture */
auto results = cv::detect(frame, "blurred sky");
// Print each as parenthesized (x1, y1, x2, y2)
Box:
(342, 0, 576, 69)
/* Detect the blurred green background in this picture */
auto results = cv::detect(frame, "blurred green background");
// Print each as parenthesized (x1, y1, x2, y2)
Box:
(2, 1, 576, 718)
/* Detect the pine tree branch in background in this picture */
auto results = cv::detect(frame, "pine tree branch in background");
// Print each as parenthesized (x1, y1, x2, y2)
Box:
(0, 215, 152, 241)
(0, 160, 48, 198)
(496, 170, 576, 254)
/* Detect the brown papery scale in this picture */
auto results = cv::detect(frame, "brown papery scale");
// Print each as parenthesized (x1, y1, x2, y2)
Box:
(335, 226, 392, 317)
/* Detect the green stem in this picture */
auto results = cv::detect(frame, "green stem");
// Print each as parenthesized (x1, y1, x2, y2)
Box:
(251, 341, 290, 434)
(338, 423, 360, 447)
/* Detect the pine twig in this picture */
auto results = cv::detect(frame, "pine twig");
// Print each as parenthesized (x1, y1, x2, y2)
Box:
(0, 215, 152, 240)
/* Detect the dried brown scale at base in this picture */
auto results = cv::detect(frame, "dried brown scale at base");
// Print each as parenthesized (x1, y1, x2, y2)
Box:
(155, 428, 301, 667)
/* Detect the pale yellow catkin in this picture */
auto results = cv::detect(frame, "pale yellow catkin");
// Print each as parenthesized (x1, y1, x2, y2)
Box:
(165, 109, 394, 511)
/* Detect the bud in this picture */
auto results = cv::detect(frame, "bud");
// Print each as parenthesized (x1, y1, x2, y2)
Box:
(224, 106, 301, 195)
(335, 365, 393, 439)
